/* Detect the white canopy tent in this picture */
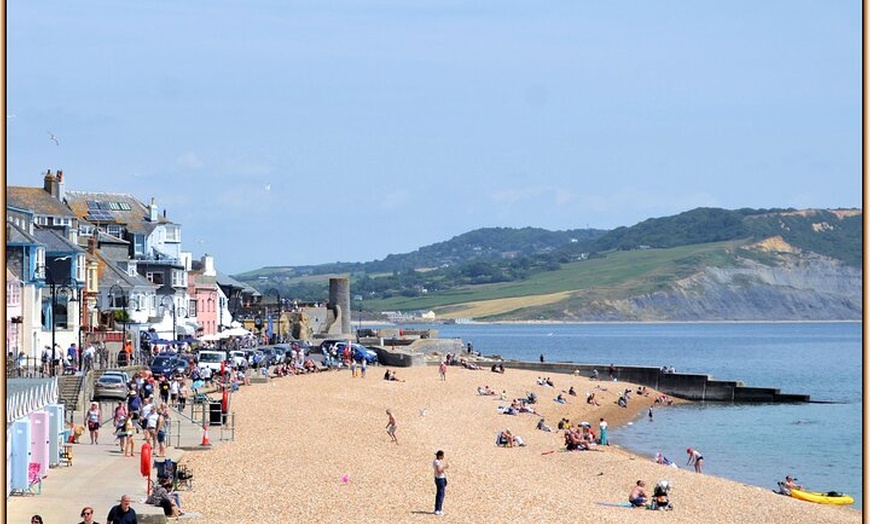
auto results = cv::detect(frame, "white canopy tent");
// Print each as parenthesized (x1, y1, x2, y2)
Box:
(222, 326, 252, 337)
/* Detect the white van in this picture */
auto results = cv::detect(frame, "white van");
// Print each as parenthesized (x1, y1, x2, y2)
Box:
(197, 350, 227, 374)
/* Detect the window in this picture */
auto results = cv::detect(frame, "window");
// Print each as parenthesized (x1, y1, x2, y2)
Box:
(86, 263, 98, 293)
(35, 216, 50, 226)
(53, 217, 72, 227)
(41, 296, 70, 330)
(171, 269, 186, 288)
(7, 280, 21, 307)
(107, 225, 123, 238)
(188, 300, 197, 316)
(146, 272, 164, 285)
(76, 254, 86, 282)
(165, 224, 180, 243)
(79, 224, 95, 237)
(133, 235, 145, 256)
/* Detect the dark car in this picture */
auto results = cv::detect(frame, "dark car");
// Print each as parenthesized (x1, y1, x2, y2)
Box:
(93, 374, 129, 401)
(150, 355, 179, 377)
(174, 354, 195, 376)
(334, 342, 378, 364)
(261, 348, 282, 366)
(289, 340, 312, 356)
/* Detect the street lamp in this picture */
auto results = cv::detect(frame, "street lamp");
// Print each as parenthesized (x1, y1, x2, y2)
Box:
(265, 288, 281, 344)
(37, 265, 78, 377)
(159, 295, 188, 343)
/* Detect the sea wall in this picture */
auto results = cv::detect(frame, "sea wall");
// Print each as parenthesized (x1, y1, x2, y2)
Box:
(488, 361, 810, 403)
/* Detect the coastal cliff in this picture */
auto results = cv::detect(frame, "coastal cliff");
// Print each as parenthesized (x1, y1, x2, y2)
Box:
(560, 248, 861, 322)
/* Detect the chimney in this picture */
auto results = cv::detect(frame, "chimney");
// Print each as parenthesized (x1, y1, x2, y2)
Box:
(43, 169, 57, 196)
(57, 169, 65, 200)
(202, 254, 215, 276)
(149, 198, 158, 222)
(88, 235, 97, 255)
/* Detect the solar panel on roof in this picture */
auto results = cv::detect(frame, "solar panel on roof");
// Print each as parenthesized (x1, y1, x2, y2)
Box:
(86, 210, 114, 221)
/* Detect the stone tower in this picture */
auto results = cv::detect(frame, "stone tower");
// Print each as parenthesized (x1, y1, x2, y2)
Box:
(328, 277, 352, 336)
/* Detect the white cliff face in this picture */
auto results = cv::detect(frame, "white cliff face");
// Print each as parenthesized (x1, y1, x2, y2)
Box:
(561, 251, 861, 321)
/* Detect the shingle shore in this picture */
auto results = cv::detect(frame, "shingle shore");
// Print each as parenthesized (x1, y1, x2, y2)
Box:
(182, 365, 860, 524)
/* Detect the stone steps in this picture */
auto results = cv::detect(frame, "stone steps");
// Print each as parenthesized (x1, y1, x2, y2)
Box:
(57, 374, 84, 413)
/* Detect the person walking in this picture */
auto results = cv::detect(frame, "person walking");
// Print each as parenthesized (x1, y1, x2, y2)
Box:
(385, 409, 398, 444)
(106, 494, 137, 524)
(686, 447, 704, 473)
(77, 505, 100, 524)
(433, 450, 448, 515)
(86, 402, 102, 445)
(438, 361, 447, 381)
(360, 357, 367, 378)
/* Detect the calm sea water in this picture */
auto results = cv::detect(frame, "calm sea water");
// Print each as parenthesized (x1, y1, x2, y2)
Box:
(405, 322, 863, 509)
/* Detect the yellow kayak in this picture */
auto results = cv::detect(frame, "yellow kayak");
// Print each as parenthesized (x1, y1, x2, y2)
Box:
(790, 488, 854, 505)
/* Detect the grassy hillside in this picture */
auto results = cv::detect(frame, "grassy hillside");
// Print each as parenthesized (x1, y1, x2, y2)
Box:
(233, 207, 861, 320)
(364, 240, 745, 318)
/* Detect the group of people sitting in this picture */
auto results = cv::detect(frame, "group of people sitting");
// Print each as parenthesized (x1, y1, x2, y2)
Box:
(536, 376, 556, 387)
(563, 423, 596, 451)
(495, 428, 525, 447)
(498, 396, 538, 416)
(383, 369, 405, 382)
(490, 363, 505, 373)
(653, 394, 674, 405)
(271, 358, 321, 377)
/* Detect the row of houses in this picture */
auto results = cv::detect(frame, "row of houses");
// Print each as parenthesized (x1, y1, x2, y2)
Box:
(6, 169, 263, 364)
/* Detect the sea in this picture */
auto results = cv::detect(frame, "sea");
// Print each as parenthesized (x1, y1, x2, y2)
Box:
(400, 321, 863, 509)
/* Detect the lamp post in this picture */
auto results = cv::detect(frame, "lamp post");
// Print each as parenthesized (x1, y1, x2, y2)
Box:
(160, 295, 187, 344)
(37, 265, 78, 377)
(265, 288, 281, 344)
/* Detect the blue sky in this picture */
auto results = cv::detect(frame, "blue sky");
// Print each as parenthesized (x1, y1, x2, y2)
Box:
(7, 1, 862, 274)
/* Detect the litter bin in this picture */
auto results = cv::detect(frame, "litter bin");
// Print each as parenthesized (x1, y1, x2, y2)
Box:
(208, 400, 223, 426)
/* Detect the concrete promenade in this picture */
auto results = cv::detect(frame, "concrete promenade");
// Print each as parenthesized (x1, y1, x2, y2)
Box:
(7, 399, 220, 524)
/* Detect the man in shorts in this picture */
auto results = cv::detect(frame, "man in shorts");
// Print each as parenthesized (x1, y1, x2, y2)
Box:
(385, 409, 398, 444)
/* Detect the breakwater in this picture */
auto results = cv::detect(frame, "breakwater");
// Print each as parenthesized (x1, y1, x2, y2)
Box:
(497, 360, 810, 403)
(371, 341, 810, 403)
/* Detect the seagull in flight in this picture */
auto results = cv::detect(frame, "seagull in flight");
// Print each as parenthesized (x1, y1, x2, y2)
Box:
(48, 131, 59, 145)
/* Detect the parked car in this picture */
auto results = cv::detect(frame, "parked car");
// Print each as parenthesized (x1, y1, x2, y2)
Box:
(93, 374, 129, 401)
(228, 350, 248, 368)
(101, 369, 131, 384)
(150, 355, 179, 377)
(334, 342, 378, 364)
(175, 354, 196, 375)
(260, 348, 282, 366)
(289, 340, 312, 356)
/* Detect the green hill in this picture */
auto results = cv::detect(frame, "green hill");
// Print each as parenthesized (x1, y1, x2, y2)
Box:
(233, 207, 862, 321)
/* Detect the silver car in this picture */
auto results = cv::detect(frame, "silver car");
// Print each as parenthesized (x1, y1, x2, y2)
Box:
(93, 374, 129, 401)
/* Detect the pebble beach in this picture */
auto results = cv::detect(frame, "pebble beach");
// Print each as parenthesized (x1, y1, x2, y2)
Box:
(182, 364, 861, 524)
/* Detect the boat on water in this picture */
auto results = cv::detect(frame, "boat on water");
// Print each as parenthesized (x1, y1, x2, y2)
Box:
(790, 487, 854, 505)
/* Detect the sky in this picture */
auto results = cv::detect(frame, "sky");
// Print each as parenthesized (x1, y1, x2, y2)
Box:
(6, 1, 862, 274)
